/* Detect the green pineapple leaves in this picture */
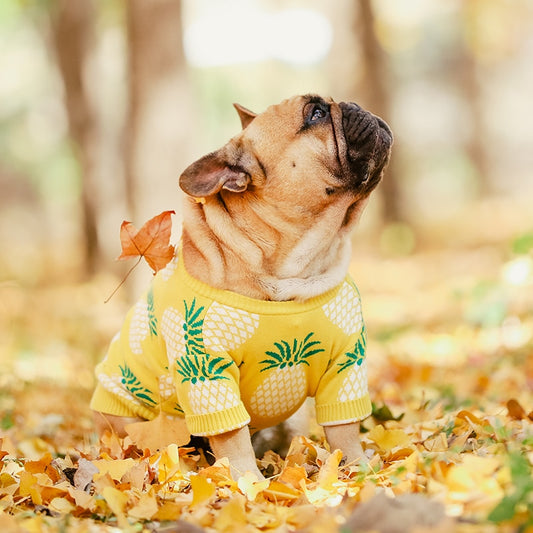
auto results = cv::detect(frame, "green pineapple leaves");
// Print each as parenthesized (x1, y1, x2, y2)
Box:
(260, 332, 324, 372)
(177, 298, 234, 384)
(337, 325, 366, 374)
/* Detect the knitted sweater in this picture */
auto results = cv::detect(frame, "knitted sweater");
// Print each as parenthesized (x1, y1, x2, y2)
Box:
(90, 253, 371, 437)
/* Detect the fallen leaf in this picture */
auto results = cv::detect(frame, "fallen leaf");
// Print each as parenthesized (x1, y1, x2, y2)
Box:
(237, 471, 270, 501)
(125, 412, 190, 452)
(128, 488, 158, 520)
(73, 457, 99, 490)
(213, 493, 247, 532)
(368, 425, 411, 452)
(506, 398, 527, 420)
(190, 473, 216, 507)
(117, 210, 175, 272)
(316, 449, 343, 491)
(263, 480, 302, 502)
(92, 458, 136, 481)
(102, 486, 129, 528)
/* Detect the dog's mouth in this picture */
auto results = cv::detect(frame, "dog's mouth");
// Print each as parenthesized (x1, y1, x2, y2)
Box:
(331, 102, 393, 194)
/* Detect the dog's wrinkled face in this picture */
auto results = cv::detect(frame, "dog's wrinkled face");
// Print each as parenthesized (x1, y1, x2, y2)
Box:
(180, 95, 392, 220)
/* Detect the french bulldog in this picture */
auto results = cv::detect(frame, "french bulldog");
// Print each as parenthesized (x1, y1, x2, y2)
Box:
(92, 94, 392, 480)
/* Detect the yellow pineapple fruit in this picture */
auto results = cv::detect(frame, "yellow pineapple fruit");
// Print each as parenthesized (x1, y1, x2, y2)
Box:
(249, 333, 324, 417)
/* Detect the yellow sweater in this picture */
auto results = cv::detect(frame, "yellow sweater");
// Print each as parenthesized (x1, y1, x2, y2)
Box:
(90, 253, 371, 437)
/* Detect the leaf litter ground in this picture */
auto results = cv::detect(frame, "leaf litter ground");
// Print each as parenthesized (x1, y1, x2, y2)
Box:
(1, 213, 532, 532)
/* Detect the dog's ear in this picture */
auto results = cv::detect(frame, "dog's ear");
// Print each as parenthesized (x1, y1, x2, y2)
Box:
(233, 103, 257, 129)
(179, 150, 251, 198)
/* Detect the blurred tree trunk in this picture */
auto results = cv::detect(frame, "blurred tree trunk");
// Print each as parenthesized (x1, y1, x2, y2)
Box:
(124, 0, 191, 221)
(357, 0, 401, 222)
(50, 0, 100, 275)
(459, 4, 489, 195)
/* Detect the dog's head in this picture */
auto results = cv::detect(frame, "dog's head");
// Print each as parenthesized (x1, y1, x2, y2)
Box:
(180, 94, 392, 223)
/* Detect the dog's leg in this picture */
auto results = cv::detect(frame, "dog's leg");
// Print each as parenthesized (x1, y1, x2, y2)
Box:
(324, 422, 365, 466)
(209, 426, 265, 480)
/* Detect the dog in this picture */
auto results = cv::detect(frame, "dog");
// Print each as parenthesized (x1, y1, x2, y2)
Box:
(91, 94, 392, 480)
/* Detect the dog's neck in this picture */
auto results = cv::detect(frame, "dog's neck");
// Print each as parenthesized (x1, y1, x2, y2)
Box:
(180, 194, 358, 301)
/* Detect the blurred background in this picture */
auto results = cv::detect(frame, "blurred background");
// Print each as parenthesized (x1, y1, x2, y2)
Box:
(1, 0, 532, 416)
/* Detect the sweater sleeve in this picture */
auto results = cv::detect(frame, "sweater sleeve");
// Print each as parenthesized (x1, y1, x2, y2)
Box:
(314, 324, 372, 426)
(174, 349, 251, 436)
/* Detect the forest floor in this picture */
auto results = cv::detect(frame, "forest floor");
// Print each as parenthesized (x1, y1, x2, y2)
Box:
(0, 200, 532, 532)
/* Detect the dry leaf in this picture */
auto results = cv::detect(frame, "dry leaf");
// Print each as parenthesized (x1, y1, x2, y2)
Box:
(368, 425, 411, 452)
(190, 473, 216, 507)
(117, 210, 175, 272)
(125, 412, 190, 452)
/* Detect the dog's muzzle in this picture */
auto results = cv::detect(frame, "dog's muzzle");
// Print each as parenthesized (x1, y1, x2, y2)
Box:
(339, 102, 393, 192)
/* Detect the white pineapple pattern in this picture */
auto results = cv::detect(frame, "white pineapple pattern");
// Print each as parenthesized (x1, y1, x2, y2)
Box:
(337, 361, 367, 402)
(129, 299, 150, 354)
(188, 379, 240, 415)
(161, 307, 186, 368)
(97, 373, 137, 404)
(322, 282, 363, 335)
(203, 302, 259, 352)
(249, 333, 324, 418)
(336, 326, 367, 403)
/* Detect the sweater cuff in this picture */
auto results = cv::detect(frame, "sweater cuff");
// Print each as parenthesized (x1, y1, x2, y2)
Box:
(316, 394, 372, 426)
(186, 403, 251, 436)
(90, 383, 156, 420)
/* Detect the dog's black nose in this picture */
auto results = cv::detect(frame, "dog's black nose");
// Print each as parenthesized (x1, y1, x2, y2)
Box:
(339, 101, 393, 188)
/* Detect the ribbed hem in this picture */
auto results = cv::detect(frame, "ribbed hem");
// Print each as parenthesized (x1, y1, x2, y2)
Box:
(186, 403, 251, 436)
(316, 394, 372, 426)
(90, 384, 156, 420)
(177, 248, 348, 314)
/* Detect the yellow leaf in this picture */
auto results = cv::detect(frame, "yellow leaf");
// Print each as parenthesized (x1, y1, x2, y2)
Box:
(68, 486, 96, 511)
(190, 473, 216, 507)
(368, 425, 411, 452)
(237, 471, 270, 501)
(153, 500, 185, 521)
(278, 465, 307, 490)
(92, 458, 136, 481)
(49, 497, 75, 514)
(263, 480, 302, 502)
(213, 493, 247, 532)
(150, 443, 183, 484)
(18, 471, 42, 505)
(102, 486, 129, 528)
(317, 449, 343, 491)
(125, 412, 190, 452)
(128, 489, 158, 520)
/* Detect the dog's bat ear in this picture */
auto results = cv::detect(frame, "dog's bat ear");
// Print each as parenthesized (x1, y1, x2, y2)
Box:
(179, 151, 251, 198)
(233, 103, 257, 129)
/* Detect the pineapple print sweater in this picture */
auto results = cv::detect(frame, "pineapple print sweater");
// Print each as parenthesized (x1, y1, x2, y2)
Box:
(91, 253, 371, 437)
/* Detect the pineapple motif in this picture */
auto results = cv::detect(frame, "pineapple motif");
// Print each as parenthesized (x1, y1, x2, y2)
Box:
(119, 364, 157, 406)
(174, 299, 240, 417)
(97, 373, 137, 404)
(203, 302, 259, 352)
(161, 307, 186, 368)
(129, 288, 157, 354)
(250, 333, 324, 417)
(337, 326, 367, 402)
(322, 282, 363, 336)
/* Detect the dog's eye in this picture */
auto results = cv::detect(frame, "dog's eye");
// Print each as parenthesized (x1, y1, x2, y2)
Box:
(304, 102, 330, 127)
(310, 106, 326, 121)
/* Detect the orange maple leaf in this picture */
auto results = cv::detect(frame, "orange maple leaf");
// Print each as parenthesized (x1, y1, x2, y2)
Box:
(117, 210, 176, 272)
